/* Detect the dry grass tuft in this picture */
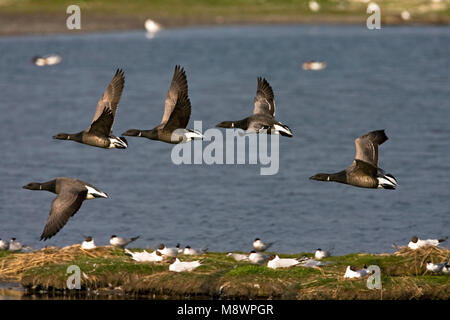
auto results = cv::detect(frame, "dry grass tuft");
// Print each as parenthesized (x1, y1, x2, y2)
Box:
(0, 245, 118, 281)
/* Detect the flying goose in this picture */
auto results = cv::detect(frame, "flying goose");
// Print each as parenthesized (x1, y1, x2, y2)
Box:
(310, 130, 398, 189)
(216, 77, 292, 137)
(53, 69, 128, 149)
(23, 177, 108, 240)
(110, 235, 140, 248)
(122, 65, 203, 144)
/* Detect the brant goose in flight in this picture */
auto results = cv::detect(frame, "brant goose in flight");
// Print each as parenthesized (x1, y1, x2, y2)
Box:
(110, 235, 140, 248)
(81, 236, 97, 250)
(53, 69, 128, 149)
(216, 77, 293, 137)
(122, 65, 203, 144)
(253, 238, 274, 252)
(408, 236, 448, 250)
(23, 177, 108, 240)
(310, 130, 398, 189)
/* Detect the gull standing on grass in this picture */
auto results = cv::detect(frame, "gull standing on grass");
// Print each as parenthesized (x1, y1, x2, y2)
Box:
(169, 258, 202, 272)
(314, 248, 333, 260)
(8, 238, 23, 252)
(109, 235, 140, 248)
(253, 238, 274, 252)
(81, 236, 96, 250)
(267, 255, 301, 269)
(408, 236, 448, 250)
(344, 265, 368, 279)
(0, 239, 9, 250)
(248, 251, 268, 265)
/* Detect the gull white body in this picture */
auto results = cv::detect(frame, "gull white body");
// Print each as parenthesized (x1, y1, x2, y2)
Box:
(253, 239, 273, 252)
(408, 238, 446, 250)
(227, 253, 249, 262)
(145, 19, 161, 33)
(248, 252, 268, 265)
(157, 246, 179, 258)
(169, 259, 201, 272)
(442, 264, 449, 274)
(344, 266, 367, 279)
(9, 239, 23, 252)
(81, 239, 96, 250)
(426, 262, 444, 273)
(314, 249, 331, 260)
(110, 235, 139, 248)
(302, 61, 326, 70)
(125, 249, 163, 262)
(33, 54, 62, 66)
(183, 246, 207, 255)
(299, 258, 326, 269)
(267, 255, 300, 269)
(0, 239, 9, 250)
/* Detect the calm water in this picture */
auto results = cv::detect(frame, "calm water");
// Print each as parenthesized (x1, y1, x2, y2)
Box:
(0, 25, 449, 255)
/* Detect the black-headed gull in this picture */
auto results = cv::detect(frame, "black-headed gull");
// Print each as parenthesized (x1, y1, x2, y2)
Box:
(183, 245, 208, 255)
(110, 235, 140, 248)
(157, 243, 178, 257)
(408, 236, 448, 250)
(344, 265, 368, 278)
(226, 253, 249, 262)
(81, 236, 96, 250)
(8, 238, 23, 252)
(248, 250, 268, 265)
(125, 249, 163, 262)
(314, 248, 332, 260)
(253, 238, 274, 252)
(267, 255, 301, 269)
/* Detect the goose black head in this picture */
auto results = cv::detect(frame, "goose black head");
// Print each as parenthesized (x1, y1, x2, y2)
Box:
(216, 121, 235, 128)
(110, 235, 117, 239)
(53, 133, 71, 140)
(85, 236, 93, 242)
(122, 129, 141, 137)
(23, 182, 41, 190)
(309, 173, 330, 181)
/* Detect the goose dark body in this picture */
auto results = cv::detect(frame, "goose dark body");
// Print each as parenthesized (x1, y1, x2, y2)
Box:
(216, 77, 292, 137)
(122, 65, 202, 144)
(53, 69, 128, 149)
(23, 177, 108, 240)
(310, 130, 398, 189)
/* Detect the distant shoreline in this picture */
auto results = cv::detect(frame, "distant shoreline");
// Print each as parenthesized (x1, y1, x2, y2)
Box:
(1, 12, 449, 37)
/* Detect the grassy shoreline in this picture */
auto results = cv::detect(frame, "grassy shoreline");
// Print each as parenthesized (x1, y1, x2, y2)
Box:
(1, 246, 448, 299)
(0, 0, 449, 36)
